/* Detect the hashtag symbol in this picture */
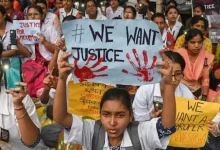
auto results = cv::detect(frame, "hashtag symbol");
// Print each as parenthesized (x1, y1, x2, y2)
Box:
(72, 24, 84, 43)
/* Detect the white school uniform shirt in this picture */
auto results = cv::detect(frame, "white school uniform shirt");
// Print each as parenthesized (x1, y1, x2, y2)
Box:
(106, 6, 124, 19)
(59, 8, 79, 23)
(1, 21, 17, 51)
(133, 83, 194, 121)
(44, 12, 62, 35)
(0, 84, 48, 150)
(24, 23, 60, 61)
(64, 114, 170, 150)
(84, 9, 107, 20)
(166, 20, 182, 41)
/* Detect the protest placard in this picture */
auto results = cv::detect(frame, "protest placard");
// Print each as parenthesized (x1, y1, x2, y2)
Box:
(169, 97, 220, 148)
(194, 0, 220, 15)
(13, 20, 41, 44)
(68, 81, 114, 120)
(62, 20, 163, 86)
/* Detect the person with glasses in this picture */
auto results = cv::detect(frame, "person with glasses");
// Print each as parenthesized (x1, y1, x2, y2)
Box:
(55, 0, 82, 23)
(36, 0, 62, 35)
(84, 0, 106, 20)
(22, 5, 60, 97)
(176, 28, 214, 101)
(1, 0, 24, 20)
(133, 51, 194, 122)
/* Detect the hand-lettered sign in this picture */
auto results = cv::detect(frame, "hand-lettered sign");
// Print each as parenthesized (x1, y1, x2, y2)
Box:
(62, 20, 163, 85)
(13, 20, 41, 44)
(68, 81, 114, 120)
(169, 97, 220, 148)
(194, 0, 220, 15)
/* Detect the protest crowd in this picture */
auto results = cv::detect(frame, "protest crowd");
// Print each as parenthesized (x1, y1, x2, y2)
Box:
(0, 0, 220, 150)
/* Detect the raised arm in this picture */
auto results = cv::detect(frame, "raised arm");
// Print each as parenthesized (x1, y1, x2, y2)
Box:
(53, 52, 74, 127)
(157, 52, 176, 128)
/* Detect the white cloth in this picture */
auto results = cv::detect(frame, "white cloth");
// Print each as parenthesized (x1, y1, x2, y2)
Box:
(133, 83, 194, 121)
(44, 12, 62, 35)
(84, 9, 107, 20)
(24, 23, 60, 61)
(59, 8, 79, 23)
(166, 20, 183, 41)
(0, 85, 48, 150)
(0, 22, 17, 51)
(64, 114, 169, 150)
(106, 6, 124, 19)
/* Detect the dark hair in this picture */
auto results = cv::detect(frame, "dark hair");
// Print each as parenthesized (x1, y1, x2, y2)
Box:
(62, 15, 76, 23)
(165, 6, 179, 16)
(193, 3, 205, 13)
(35, 0, 48, 8)
(124, 5, 136, 18)
(100, 88, 132, 115)
(164, 51, 185, 71)
(0, 5, 12, 23)
(152, 13, 165, 22)
(113, 16, 122, 19)
(166, 0, 177, 7)
(27, 5, 44, 15)
(191, 15, 208, 30)
(85, 0, 98, 9)
(185, 28, 204, 43)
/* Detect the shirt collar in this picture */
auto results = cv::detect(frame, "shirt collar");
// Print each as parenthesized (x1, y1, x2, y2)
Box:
(104, 128, 133, 148)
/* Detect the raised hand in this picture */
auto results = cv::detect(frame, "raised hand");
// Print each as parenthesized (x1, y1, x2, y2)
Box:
(43, 74, 58, 90)
(58, 52, 74, 81)
(156, 51, 173, 86)
(37, 33, 46, 44)
(74, 55, 108, 82)
(122, 49, 157, 82)
(6, 82, 28, 107)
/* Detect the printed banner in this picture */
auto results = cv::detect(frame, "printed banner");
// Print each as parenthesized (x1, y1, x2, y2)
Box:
(169, 97, 220, 148)
(194, 0, 220, 15)
(13, 20, 41, 44)
(68, 81, 114, 120)
(62, 20, 163, 86)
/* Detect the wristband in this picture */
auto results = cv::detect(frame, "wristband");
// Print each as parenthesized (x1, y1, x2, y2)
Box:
(14, 105, 24, 111)
(16, 112, 27, 121)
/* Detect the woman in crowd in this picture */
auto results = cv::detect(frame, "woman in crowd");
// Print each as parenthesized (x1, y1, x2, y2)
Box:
(133, 51, 194, 121)
(23, 0, 36, 19)
(106, 0, 124, 19)
(175, 15, 212, 54)
(165, 6, 184, 41)
(22, 5, 60, 97)
(0, 5, 30, 58)
(0, 43, 47, 150)
(55, 0, 81, 23)
(36, 0, 62, 35)
(123, 5, 136, 19)
(165, 0, 181, 22)
(2, 0, 24, 20)
(177, 28, 214, 101)
(84, 0, 106, 20)
(53, 51, 177, 149)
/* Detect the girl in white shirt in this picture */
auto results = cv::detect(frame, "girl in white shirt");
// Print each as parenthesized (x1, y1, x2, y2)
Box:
(36, 0, 62, 35)
(85, 0, 107, 20)
(0, 43, 47, 150)
(165, 6, 184, 41)
(53, 51, 177, 150)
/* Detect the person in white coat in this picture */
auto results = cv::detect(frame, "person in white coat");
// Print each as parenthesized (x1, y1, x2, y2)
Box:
(106, 0, 124, 19)
(133, 51, 194, 121)
(0, 43, 48, 150)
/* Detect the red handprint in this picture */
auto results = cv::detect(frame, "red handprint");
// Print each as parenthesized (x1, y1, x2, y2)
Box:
(74, 55, 108, 82)
(122, 49, 157, 82)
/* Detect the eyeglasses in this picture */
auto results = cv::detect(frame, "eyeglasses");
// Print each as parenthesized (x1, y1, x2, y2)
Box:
(27, 12, 41, 17)
(87, 4, 95, 8)
(172, 72, 183, 81)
